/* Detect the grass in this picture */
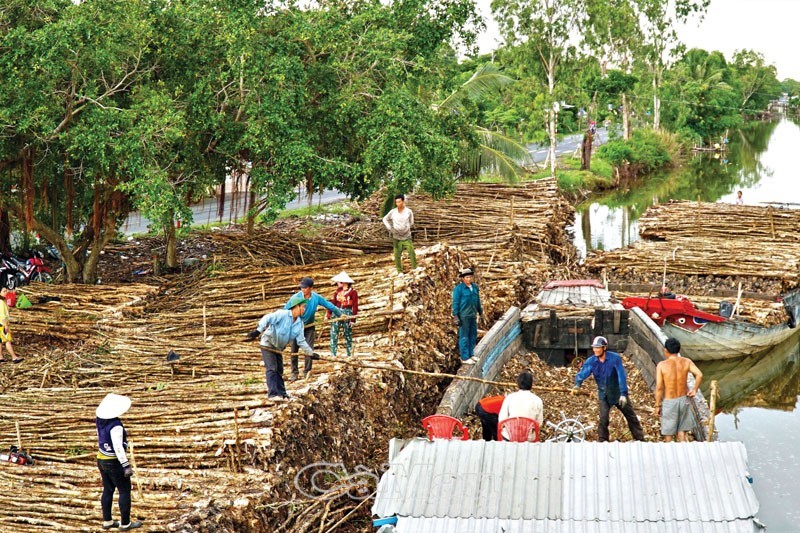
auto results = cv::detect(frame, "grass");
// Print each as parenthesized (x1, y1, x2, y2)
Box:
(277, 201, 361, 220)
(480, 152, 616, 193)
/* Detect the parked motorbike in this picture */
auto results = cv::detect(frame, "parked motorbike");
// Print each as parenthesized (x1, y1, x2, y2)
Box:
(0, 251, 54, 288)
(5, 251, 54, 286)
(0, 256, 23, 289)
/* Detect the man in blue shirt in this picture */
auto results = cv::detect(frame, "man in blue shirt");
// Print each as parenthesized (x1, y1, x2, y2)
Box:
(452, 267, 483, 364)
(571, 336, 645, 442)
(247, 295, 313, 400)
(286, 277, 342, 381)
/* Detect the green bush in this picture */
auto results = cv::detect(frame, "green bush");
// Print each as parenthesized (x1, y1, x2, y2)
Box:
(597, 129, 672, 172)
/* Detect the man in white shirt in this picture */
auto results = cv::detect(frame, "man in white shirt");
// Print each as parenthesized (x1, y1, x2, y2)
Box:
(382, 193, 417, 273)
(498, 371, 544, 441)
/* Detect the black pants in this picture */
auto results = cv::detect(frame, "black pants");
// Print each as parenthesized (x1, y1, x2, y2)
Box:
(598, 396, 645, 442)
(290, 326, 316, 374)
(98, 459, 131, 524)
(261, 347, 287, 398)
(475, 402, 498, 441)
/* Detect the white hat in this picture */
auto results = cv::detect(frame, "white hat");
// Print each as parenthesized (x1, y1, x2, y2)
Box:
(331, 271, 354, 284)
(96, 393, 132, 419)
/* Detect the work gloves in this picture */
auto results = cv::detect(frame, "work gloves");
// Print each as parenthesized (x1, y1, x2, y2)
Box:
(618, 395, 629, 409)
(452, 316, 461, 327)
(246, 329, 261, 341)
(123, 465, 134, 477)
(311, 352, 321, 360)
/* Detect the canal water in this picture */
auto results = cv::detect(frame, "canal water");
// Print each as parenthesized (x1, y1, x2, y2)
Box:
(573, 117, 800, 531)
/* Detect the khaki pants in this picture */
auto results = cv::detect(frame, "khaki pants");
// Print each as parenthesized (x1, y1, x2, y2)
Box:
(392, 239, 417, 273)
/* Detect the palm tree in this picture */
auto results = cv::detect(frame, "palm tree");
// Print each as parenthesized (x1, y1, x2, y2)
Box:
(435, 63, 533, 183)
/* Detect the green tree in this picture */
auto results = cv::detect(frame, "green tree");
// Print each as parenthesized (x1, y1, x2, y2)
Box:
(492, 0, 587, 176)
(634, 0, 709, 130)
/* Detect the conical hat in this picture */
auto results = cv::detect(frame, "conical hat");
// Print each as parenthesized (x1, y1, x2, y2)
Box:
(96, 393, 132, 419)
(331, 271, 354, 284)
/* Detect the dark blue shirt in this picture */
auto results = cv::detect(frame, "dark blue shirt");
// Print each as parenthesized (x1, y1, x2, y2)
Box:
(452, 282, 483, 318)
(285, 291, 341, 325)
(574, 350, 628, 402)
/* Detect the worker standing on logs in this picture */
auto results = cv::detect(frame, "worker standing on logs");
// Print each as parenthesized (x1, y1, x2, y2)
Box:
(382, 193, 417, 273)
(286, 277, 342, 381)
(247, 295, 315, 399)
(96, 393, 142, 530)
(655, 337, 703, 442)
(328, 271, 358, 357)
(452, 267, 483, 364)
(571, 336, 645, 442)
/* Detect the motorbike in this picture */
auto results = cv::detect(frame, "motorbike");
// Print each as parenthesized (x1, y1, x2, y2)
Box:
(0, 251, 53, 288)
(0, 256, 23, 289)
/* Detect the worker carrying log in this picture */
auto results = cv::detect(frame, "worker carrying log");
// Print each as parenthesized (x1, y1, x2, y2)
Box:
(247, 295, 316, 400)
(571, 336, 645, 442)
(95, 393, 142, 530)
(286, 277, 342, 381)
(452, 267, 483, 364)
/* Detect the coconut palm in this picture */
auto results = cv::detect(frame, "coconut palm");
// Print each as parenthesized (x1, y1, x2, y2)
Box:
(435, 63, 533, 183)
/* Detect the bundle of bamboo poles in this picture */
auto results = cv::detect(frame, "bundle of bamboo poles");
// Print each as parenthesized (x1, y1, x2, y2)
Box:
(638, 201, 800, 242)
(584, 236, 800, 283)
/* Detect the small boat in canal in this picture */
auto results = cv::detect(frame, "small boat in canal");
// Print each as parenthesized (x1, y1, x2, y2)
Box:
(622, 290, 800, 361)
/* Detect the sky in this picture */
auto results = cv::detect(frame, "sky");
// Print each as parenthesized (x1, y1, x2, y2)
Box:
(474, 0, 800, 81)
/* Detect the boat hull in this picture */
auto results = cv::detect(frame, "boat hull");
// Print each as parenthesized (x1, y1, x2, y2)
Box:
(663, 320, 798, 361)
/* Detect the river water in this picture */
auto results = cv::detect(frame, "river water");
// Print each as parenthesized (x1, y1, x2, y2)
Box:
(573, 117, 800, 531)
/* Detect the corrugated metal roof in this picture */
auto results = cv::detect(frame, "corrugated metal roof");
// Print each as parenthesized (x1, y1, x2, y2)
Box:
(373, 439, 759, 529)
(385, 517, 761, 533)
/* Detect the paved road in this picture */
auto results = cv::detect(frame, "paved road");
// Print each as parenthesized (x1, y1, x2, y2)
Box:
(123, 129, 607, 235)
(122, 188, 347, 235)
(527, 128, 608, 163)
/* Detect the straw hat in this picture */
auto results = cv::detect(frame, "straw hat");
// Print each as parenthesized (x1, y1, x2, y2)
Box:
(96, 393, 132, 419)
(331, 271, 354, 284)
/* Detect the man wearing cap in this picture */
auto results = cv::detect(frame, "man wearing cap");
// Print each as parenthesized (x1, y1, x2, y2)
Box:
(572, 336, 645, 442)
(247, 295, 315, 399)
(96, 393, 142, 530)
(285, 277, 342, 381)
(328, 271, 358, 357)
(382, 193, 417, 273)
(452, 267, 483, 364)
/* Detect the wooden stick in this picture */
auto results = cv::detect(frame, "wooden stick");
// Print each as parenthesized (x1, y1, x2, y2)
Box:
(128, 439, 143, 501)
(15, 421, 22, 450)
(707, 380, 717, 442)
(202, 304, 207, 341)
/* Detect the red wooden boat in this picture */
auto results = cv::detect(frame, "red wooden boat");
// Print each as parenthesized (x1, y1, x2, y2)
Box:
(620, 295, 725, 332)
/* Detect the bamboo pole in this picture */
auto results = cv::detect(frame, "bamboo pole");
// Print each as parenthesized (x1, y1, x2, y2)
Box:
(707, 380, 718, 442)
(129, 439, 143, 501)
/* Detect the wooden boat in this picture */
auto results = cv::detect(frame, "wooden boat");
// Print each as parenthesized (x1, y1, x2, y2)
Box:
(622, 290, 800, 361)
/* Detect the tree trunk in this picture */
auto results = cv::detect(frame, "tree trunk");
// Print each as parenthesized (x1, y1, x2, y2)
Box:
(580, 132, 593, 171)
(165, 217, 178, 269)
(0, 210, 10, 255)
(246, 189, 256, 234)
(652, 75, 661, 130)
(622, 92, 631, 140)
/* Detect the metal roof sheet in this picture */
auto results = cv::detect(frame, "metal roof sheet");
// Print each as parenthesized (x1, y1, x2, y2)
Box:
(384, 517, 761, 533)
(372, 439, 759, 528)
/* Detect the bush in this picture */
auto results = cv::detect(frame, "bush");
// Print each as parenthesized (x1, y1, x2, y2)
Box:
(597, 129, 672, 173)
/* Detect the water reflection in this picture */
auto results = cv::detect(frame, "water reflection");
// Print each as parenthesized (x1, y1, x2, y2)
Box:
(573, 118, 800, 257)
(697, 328, 800, 411)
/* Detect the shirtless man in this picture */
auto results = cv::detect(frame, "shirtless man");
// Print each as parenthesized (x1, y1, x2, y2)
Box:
(655, 337, 703, 442)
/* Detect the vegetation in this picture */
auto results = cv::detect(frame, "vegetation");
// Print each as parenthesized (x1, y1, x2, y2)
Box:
(0, 0, 795, 281)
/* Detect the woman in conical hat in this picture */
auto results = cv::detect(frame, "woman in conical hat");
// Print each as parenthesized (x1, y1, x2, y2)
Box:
(95, 393, 142, 530)
(328, 272, 358, 357)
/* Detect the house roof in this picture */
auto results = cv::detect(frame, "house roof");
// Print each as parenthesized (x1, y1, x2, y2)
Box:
(372, 439, 760, 531)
